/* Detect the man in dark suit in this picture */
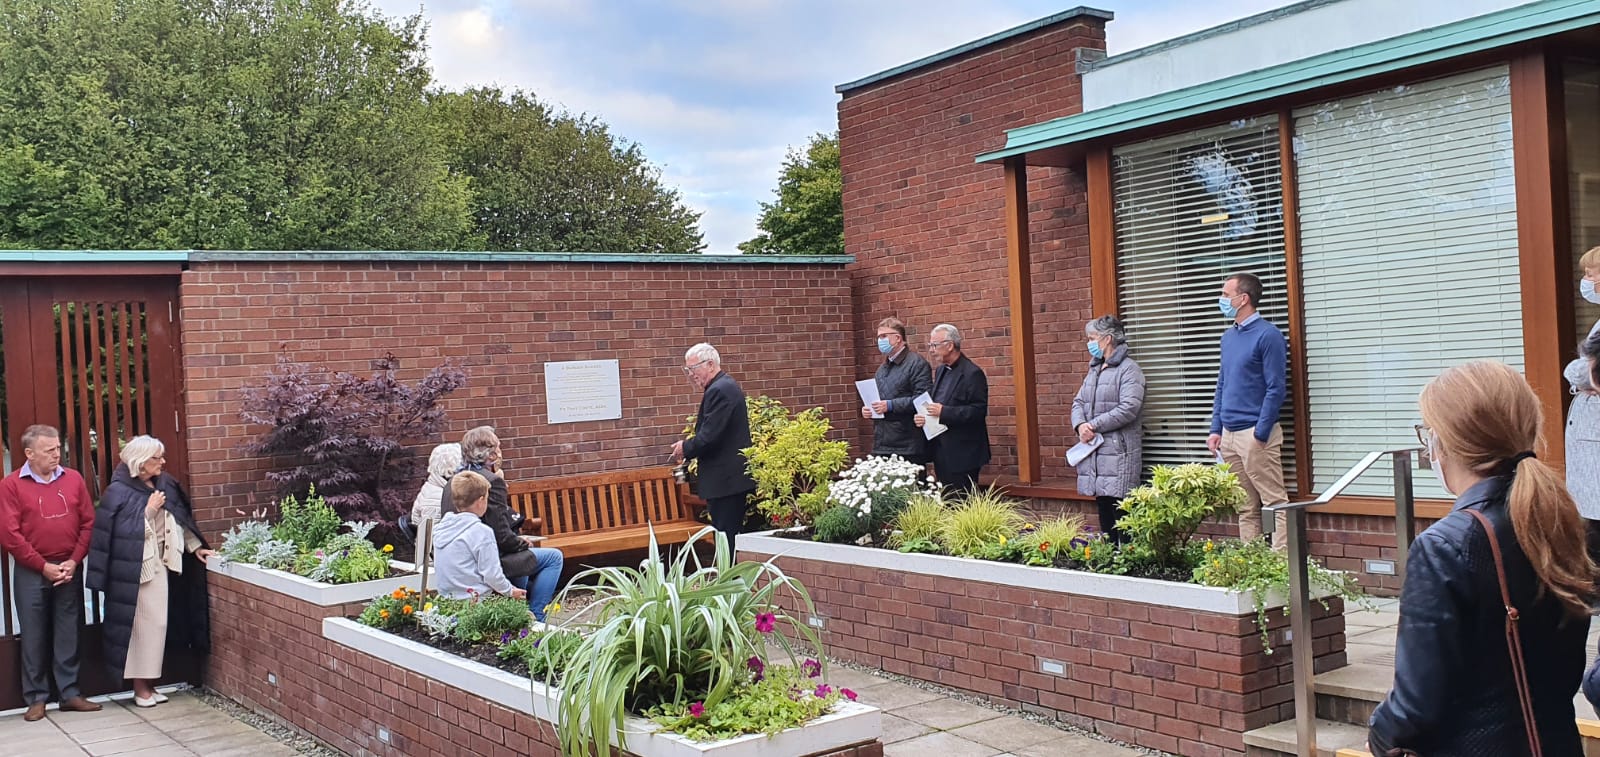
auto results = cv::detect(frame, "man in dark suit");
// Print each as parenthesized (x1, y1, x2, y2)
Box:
(915, 324, 990, 494)
(671, 343, 757, 555)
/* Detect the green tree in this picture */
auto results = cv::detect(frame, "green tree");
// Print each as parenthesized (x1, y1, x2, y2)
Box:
(0, 0, 474, 250)
(430, 87, 704, 253)
(739, 132, 842, 256)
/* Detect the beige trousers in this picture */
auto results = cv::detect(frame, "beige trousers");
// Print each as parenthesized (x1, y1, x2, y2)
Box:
(1220, 424, 1288, 548)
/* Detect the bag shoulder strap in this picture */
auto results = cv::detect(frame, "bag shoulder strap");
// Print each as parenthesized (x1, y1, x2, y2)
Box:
(1464, 507, 1542, 757)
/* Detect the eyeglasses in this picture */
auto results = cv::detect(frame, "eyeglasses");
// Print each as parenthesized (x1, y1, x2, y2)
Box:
(1413, 424, 1431, 448)
(682, 360, 710, 374)
(926, 340, 950, 350)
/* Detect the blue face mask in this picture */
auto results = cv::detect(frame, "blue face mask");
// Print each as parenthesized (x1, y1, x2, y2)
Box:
(1086, 340, 1103, 360)
(876, 337, 893, 354)
(1218, 295, 1239, 319)
(1582, 278, 1600, 305)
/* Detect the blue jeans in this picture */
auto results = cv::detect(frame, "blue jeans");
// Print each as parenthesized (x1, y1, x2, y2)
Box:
(510, 548, 564, 621)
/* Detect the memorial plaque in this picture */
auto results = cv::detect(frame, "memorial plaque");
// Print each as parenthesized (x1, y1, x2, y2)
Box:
(545, 359, 623, 424)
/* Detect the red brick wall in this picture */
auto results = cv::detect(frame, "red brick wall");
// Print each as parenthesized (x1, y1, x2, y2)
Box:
(207, 573, 883, 757)
(742, 548, 1345, 757)
(178, 261, 856, 536)
(839, 15, 1108, 487)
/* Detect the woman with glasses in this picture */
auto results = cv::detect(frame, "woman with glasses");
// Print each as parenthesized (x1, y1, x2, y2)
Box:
(86, 436, 214, 708)
(1070, 315, 1146, 543)
(1369, 362, 1592, 756)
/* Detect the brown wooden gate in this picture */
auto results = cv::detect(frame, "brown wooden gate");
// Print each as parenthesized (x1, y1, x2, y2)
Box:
(0, 273, 197, 710)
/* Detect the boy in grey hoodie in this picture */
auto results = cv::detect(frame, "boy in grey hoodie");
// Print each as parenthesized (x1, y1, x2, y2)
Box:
(434, 471, 527, 602)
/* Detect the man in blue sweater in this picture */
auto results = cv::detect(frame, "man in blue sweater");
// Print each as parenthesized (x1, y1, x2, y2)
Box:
(1205, 272, 1288, 547)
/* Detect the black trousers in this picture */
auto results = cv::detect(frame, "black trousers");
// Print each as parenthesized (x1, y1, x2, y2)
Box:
(935, 467, 982, 497)
(1096, 496, 1127, 544)
(706, 492, 752, 557)
(15, 567, 85, 704)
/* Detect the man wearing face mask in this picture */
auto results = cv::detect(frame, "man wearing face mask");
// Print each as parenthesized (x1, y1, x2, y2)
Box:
(1206, 272, 1288, 546)
(1566, 246, 1600, 551)
(861, 317, 933, 464)
(672, 343, 757, 555)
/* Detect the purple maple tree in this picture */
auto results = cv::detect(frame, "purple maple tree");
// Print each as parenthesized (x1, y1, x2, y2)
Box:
(240, 353, 467, 522)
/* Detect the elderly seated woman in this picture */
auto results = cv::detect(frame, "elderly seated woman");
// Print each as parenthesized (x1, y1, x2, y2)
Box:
(438, 426, 564, 621)
(408, 442, 463, 543)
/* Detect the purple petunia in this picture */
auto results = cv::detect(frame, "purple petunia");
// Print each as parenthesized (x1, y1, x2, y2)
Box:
(802, 658, 822, 678)
(814, 684, 833, 698)
(747, 655, 765, 681)
(688, 702, 705, 718)
(755, 612, 776, 633)
(841, 688, 858, 702)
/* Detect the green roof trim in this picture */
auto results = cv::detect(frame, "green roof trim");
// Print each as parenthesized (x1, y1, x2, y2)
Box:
(977, 0, 1600, 163)
(836, 6, 1113, 95)
(0, 250, 854, 265)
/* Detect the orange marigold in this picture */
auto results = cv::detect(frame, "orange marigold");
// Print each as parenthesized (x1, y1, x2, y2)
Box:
(379, 609, 390, 619)
(402, 604, 413, 615)
(390, 589, 405, 600)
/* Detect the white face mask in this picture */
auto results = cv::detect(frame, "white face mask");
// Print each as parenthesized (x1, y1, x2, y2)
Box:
(1582, 278, 1600, 305)
(1428, 433, 1452, 495)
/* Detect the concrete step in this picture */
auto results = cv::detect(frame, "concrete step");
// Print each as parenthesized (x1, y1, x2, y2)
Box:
(1312, 663, 1388, 727)
(1243, 718, 1369, 757)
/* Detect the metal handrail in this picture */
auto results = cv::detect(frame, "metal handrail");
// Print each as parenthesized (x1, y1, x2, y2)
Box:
(1263, 445, 1426, 757)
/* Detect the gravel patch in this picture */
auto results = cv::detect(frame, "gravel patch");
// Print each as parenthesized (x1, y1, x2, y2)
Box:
(192, 687, 342, 756)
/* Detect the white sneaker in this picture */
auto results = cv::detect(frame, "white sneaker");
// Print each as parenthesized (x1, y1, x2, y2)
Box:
(133, 695, 158, 708)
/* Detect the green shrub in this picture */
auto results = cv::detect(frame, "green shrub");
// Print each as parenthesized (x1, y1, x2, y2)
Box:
(252, 538, 299, 571)
(812, 505, 867, 544)
(217, 520, 272, 563)
(1193, 538, 1368, 652)
(648, 663, 848, 742)
(734, 397, 850, 529)
(272, 487, 342, 551)
(1016, 516, 1087, 566)
(546, 527, 823, 757)
(889, 492, 947, 547)
(300, 523, 392, 584)
(454, 595, 532, 643)
(1116, 463, 1246, 568)
(867, 486, 915, 532)
(937, 487, 1024, 558)
(500, 629, 583, 682)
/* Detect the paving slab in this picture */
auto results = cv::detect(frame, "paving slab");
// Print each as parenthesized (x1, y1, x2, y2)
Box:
(879, 712, 935, 744)
(883, 730, 1000, 757)
(1012, 733, 1145, 756)
(853, 681, 944, 710)
(47, 706, 144, 733)
(950, 715, 1069, 753)
(177, 729, 289, 755)
(80, 731, 181, 756)
(891, 697, 1003, 731)
(68, 722, 163, 745)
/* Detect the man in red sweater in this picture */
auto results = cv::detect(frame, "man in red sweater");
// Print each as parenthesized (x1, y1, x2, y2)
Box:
(0, 425, 102, 720)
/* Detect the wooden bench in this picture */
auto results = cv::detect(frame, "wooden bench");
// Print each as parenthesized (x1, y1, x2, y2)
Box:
(505, 466, 708, 560)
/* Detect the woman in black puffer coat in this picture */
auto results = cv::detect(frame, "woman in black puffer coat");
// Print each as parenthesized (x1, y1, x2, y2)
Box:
(86, 436, 213, 707)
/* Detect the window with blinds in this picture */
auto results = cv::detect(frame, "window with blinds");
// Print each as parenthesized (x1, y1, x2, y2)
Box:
(1112, 116, 1297, 484)
(1294, 66, 1519, 498)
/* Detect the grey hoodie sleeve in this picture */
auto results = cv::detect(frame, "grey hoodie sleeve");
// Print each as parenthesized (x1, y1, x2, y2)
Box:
(474, 524, 516, 596)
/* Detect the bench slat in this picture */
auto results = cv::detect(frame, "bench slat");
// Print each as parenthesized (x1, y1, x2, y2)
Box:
(505, 467, 701, 558)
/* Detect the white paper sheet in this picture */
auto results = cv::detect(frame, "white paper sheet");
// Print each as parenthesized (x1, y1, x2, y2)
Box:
(912, 392, 947, 440)
(855, 379, 884, 418)
(1066, 435, 1105, 467)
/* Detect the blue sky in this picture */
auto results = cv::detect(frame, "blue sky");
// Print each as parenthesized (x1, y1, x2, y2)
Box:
(367, 0, 1298, 253)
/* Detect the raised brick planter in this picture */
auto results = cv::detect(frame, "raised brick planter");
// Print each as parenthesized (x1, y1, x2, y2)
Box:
(323, 618, 884, 757)
(209, 558, 418, 606)
(740, 532, 1346, 757)
(207, 570, 883, 757)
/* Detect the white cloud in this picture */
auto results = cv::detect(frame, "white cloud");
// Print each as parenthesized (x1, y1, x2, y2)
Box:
(366, 0, 1302, 253)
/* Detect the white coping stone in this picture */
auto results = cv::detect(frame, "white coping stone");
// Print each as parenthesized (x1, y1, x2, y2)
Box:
(738, 530, 1333, 615)
(321, 618, 882, 757)
(210, 559, 418, 607)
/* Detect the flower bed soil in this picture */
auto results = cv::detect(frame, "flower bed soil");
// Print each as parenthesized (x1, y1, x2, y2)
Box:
(386, 623, 529, 678)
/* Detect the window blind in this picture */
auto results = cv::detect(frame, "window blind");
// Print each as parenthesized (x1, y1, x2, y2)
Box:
(1294, 66, 1520, 498)
(1112, 116, 1297, 483)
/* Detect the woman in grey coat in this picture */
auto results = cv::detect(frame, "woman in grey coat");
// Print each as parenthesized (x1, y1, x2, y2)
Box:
(1071, 316, 1146, 543)
(1569, 248, 1599, 537)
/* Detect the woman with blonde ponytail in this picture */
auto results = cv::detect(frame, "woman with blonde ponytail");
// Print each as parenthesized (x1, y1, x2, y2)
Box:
(1369, 361, 1593, 757)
